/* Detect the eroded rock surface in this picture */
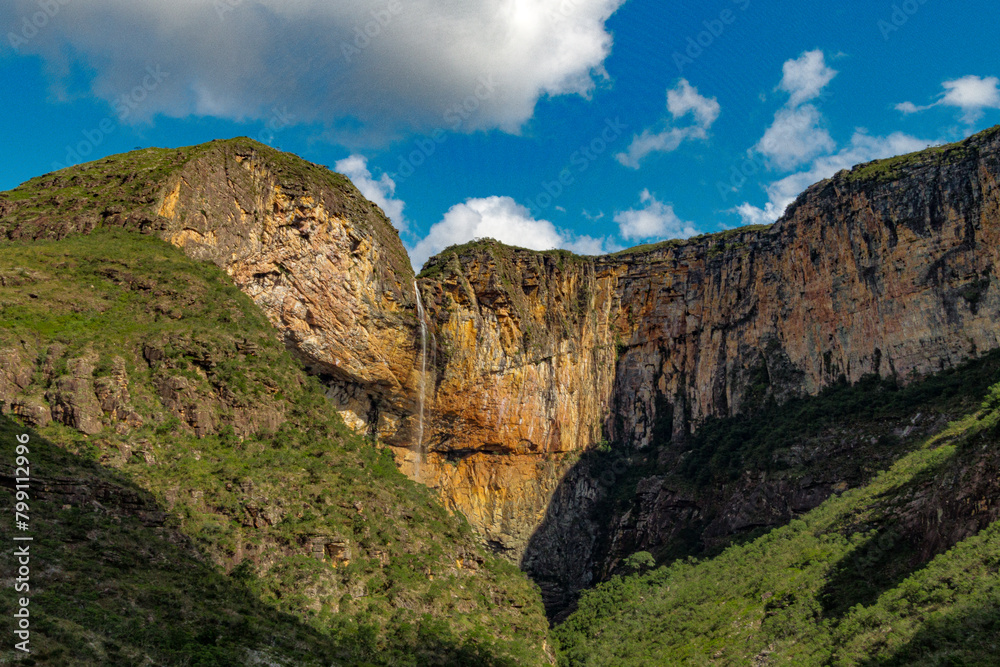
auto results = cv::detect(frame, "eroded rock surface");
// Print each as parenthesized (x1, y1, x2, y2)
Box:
(4, 130, 1000, 597)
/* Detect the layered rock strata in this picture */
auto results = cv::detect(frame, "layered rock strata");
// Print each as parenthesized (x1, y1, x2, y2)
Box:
(1, 139, 423, 441)
(410, 127, 1000, 564)
(4, 129, 1000, 581)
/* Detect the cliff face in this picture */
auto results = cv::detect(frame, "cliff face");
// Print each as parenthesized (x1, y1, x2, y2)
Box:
(403, 248, 620, 554)
(153, 146, 421, 438)
(404, 126, 1000, 567)
(5, 129, 1000, 609)
(1, 139, 424, 441)
(605, 131, 1000, 443)
(519, 127, 1000, 615)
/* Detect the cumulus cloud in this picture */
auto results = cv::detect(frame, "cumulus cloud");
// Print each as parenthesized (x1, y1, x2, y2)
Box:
(408, 196, 615, 270)
(334, 154, 407, 231)
(614, 190, 697, 240)
(755, 50, 837, 170)
(735, 131, 933, 225)
(756, 105, 836, 171)
(616, 79, 720, 169)
(778, 49, 838, 107)
(667, 78, 721, 127)
(897, 75, 1000, 123)
(738, 52, 936, 226)
(1, 0, 625, 139)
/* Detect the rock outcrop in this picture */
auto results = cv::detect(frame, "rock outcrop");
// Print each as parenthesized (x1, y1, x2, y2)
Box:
(409, 126, 1000, 568)
(4, 128, 1000, 602)
(1, 139, 423, 441)
(404, 247, 620, 554)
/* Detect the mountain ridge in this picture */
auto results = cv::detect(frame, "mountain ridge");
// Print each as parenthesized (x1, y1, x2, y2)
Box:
(4, 127, 1000, 663)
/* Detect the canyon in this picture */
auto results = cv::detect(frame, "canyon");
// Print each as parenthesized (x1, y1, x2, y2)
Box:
(3, 126, 1000, 619)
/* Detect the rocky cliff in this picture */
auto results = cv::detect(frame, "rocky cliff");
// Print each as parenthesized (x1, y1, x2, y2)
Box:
(402, 125, 1000, 570)
(1, 138, 422, 442)
(5, 128, 1000, 618)
(0, 225, 552, 663)
(404, 246, 620, 555)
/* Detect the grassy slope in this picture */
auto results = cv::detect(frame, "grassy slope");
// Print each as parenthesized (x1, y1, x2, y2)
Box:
(554, 358, 1000, 666)
(0, 229, 549, 665)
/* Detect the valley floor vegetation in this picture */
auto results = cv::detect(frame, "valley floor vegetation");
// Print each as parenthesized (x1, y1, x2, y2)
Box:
(555, 352, 1000, 665)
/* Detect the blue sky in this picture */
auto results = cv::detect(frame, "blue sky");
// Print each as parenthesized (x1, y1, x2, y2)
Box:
(2, 0, 999, 269)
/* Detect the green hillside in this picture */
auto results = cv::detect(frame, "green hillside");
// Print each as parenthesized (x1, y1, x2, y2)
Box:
(555, 358, 1000, 665)
(0, 228, 550, 665)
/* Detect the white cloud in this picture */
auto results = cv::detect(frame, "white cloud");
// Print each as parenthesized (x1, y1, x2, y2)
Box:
(334, 155, 407, 231)
(735, 131, 933, 225)
(409, 196, 615, 270)
(736, 51, 941, 229)
(614, 190, 697, 241)
(616, 79, 719, 169)
(756, 105, 836, 170)
(755, 50, 838, 170)
(895, 101, 922, 114)
(1, 0, 625, 138)
(667, 79, 721, 127)
(779, 49, 838, 108)
(898, 75, 1000, 123)
(563, 234, 618, 255)
(615, 128, 700, 169)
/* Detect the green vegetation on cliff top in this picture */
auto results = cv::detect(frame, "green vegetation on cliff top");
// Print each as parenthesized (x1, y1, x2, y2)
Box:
(843, 124, 1000, 184)
(0, 137, 413, 280)
(2, 138, 328, 226)
(417, 237, 594, 280)
(0, 229, 548, 665)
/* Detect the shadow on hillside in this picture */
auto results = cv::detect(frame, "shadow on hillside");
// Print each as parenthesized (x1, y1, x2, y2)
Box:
(0, 414, 518, 667)
(524, 350, 1000, 626)
(859, 600, 1000, 666)
(819, 527, 920, 619)
(823, 420, 1000, 623)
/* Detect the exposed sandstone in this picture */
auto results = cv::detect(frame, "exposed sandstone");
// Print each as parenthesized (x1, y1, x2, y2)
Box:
(4, 130, 1000, 587)
(1, 139, 422, 443)
(142, 143, 421, 438)
(46, 353, 104, 435)
(409, 127, 1000, 567)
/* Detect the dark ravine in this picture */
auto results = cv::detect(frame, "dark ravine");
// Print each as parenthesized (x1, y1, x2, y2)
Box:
(4, 127, 1000, 628)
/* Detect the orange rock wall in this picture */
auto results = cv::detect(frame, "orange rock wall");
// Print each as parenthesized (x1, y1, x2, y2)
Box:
(407, 130, 1000, 560)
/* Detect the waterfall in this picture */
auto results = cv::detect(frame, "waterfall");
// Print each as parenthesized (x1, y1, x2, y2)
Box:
(413, 280, 427, 480)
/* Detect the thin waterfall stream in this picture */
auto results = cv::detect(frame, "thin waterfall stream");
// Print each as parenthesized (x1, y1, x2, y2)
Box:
(413, 281, 427, 480)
